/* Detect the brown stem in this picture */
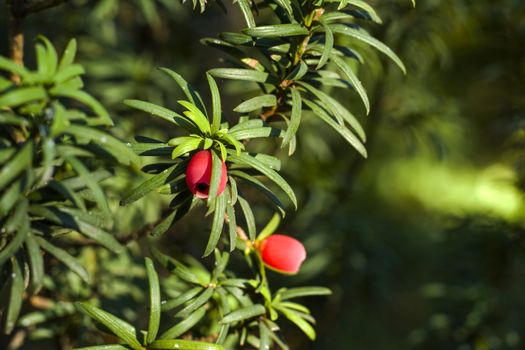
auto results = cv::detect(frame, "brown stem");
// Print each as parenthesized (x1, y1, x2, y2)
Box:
(7, 329, 26, 350)
(7, 0, 24, 83)
(6, 0, 69, 83)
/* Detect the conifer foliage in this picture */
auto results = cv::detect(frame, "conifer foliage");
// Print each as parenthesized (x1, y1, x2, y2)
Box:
(0, 0, 410, 349)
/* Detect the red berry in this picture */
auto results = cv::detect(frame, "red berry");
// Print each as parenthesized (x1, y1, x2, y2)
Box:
(258, 234, 306, 274)
(185, 150, 227, 199)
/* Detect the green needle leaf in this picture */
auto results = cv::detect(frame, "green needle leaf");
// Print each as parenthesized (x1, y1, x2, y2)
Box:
(282, 87, 302, 147)
(158, 67, 208, 115)
(206, 73, 222, 132)
(258, 213, 281, 242)
(233, 95, 277, 113)
(178, 100, 211, 134)
(159, 308, 205, 339)
(329, 24, 406, 74)
(204, 194, 226, 257)
(174, 287, 214, 318)
(66, 156, 110, 216)
(36, 236, 89, 283)
(236, 0, 256, 28)
(50, 88, 113, 126)
(0, 86, 47, 108)
(0, 203, 29, 267)
(4, 257, 24, 334)
(302, 98, 367, 157)
(208, 68, 269, 83)
(237, 196, 256, 242)
(244, 24, 309, 38)
(76, 303, 142, 350)
(276, 306, 316, 340)
(150, 339, 224, 350)
(146, 257, 161, 343)
(171, 137, 202, 159)
(161, 287, 203, 311)
(317, 23, 333, 69)
(59, 38, 77, 69)
(150, 245, 201, 285)
(207, 150, 223, 203)
(228, 152, 297, 209)
(0, 141, 33, 191)
(74, 345, 130, 350)
(121, 162, 186, 206)
(26, 233, 44, 294)
(330, 54, 370, 114)
(220, 304, 266, 324)
(124, 99, 198, 132)
(280, 287, 332, 300)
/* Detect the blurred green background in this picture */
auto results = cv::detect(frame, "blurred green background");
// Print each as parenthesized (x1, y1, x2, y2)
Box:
(1, 0, 525, 349)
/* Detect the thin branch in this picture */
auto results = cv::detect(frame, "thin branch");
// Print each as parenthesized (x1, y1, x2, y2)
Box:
(11, 0, 69, 16)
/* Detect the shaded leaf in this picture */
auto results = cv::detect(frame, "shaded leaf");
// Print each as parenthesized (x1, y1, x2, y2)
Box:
(4, 258, 24, 334)
(159, 308, 205, 339)
(161, 287, 203, 311)
(237, 196, 256, 242)
(36, 236, 89, 283)
(244, 24, 309, 38)
(228, 152, 297, 208)
(330, 53, 369, 114)
(146, 257, 161, 343)
(26, 233, 44, 293)
(209, 68, 269, 83)
(0, 141, 33, 189)
(121, 162, 186, 205)
(150, 339, 224, 350)
(206, 73, 222, 131)
(282, 87, 302, 147)
(124, 99, 197, 131)
(76, 303, 142, 350)
(220, 304, 266, 324)
(158, 67, 207, 115)
(280, 287, 332, 300)
(233, 95, 277, 113)
(302, 98, 367, 157)
(203, 194, 226, 257)
(330, 24, 406, 73)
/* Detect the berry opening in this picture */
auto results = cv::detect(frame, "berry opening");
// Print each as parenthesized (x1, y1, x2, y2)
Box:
(196, 182, 209, 193)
